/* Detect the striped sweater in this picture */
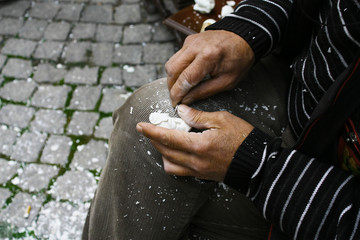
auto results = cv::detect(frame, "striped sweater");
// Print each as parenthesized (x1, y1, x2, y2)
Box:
(207, 0, 360, 239)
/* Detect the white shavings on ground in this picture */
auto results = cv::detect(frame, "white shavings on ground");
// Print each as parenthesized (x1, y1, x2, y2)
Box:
(149, 112, 191, 132)
(123, 65, 135, 73)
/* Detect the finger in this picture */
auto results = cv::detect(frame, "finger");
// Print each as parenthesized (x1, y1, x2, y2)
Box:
(182, 75, 236, 105)
(162, 157, 196, 177)
(137, 122, 202, 152)
(177, 105, 220, 130)
(169, 57, 214, 106)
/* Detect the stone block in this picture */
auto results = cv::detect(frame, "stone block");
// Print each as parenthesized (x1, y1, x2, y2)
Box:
(2, 58, 32, 78)
(114, 4, 141, 24)
(71, 139, 108, 170)
(152, 23, 175, 42)
(29, 2, 60, 19)
(0, 54, 6, 68)
(100, 67, 122, 85)
(69, 85, 102, 110)
(112, 44, 142, 64)
(65, 66, 98, 84)
(30, 109, 67, 134)
(0, 1, 31, 17)
(0, 192, 44, 228)
(0, 126, 18, 156)
(0, 104, 35, 128)
(11, 131, 47, 162)
(123, 64, 157, 87)
(31, 85, 71, 109)
(41, 135, 72, 165)
(33, 63, 66, 83)
(62, 41, 91, 63)
(34, 41, 64, 61)
(81, 5, 113, 23)
(123, 24, 152, 44)
(35, 201, 90, 240)
(0, 188, 11, 208)
(95, 25, 122, 42)
(91, 43, 112, 66)
(94, 117, 113, 139)
(19, 19, 48, 40)
(91, 0, 117, 3)
(56, 3, 84, 21)
(44, 21, 71, 41)
(0, 159, 20, 184)
(0, 80, 37, 102)
(143, 43, 175, 64)
(49, 171, 97, 202)
(15, 164, 59, 192)
(99, 88, 129, 113)
(0, 18, 23, 35)
(67, 111, 98, 135)
(1, 38, 37, 57)
(70, 23, 96, 40)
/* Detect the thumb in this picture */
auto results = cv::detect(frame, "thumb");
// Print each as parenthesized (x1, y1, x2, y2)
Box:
(177, 104, 215, 129)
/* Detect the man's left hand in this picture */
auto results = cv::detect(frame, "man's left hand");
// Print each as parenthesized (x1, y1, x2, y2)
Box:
(136, 105, 254, 181)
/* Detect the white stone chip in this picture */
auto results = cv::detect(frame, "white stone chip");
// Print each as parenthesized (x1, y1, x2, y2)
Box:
(193, 0, 215, 14)
(149, 112, 191, 132)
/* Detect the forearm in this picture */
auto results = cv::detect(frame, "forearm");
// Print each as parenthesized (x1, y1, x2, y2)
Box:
(225, 128, 360, 239)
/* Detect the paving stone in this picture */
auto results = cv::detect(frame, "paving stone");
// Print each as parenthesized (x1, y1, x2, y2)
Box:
(81, 5, 112, 23)
(33, 63, 66, 83)
(69, 85, 101, 110)
(101, 67, 122, 85)
(0, 80, 37, 102)
(41, 135, 72, 165)
(30, 109, 67, 134)
(152, 22, 175, 42)
(0, 159, 20, 184)
(0, 18, 23, 35)
(34, 41, 64, 61)
(0, 192, 44, 228)
(0, 188, 12, 208)
(71, 23, 96, 40)
(0, 54, 6, 68)
(62, 41, 91, 63)
(95, 24, 122, 42)
(44, 21, 71, 41)
(123, 24, 152, 44)
(11, 131, 47, 162)
(31, 85, 71, 109)
(123, 0, 141, 3)
(0, 104, 35, 128)
(49, 170, 97, 202)
(0, 0, 31, 17)
(123, 64, 157, 86)
(94, 117, 113, 139)
(71, 139, 108, 170)
(143, 43, 175, 63)
(114, 4, 141, 24)
(67, 111, 98, 135)
(15, 164, 59, 192)
(29, 2, 60, 19)
(65, 66, 98, 84)
(0, 125, 19, 156)
(112, 44, 142, 64)
(56, 3, 84, 21)
(99, 88, 129, 113)
(35, 201, 90, 240)
(19, 19, 48, 40)
(1, 38, 37, 57)
(91, 43, 112, 66)
(2, 58, 32, 78)
(91, 0, 117, 4)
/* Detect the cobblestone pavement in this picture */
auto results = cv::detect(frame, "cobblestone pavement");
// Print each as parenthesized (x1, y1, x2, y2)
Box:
(0, 0, 178, 238)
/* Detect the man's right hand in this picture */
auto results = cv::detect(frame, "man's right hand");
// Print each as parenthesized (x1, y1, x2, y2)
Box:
(166, 30, 255, 107)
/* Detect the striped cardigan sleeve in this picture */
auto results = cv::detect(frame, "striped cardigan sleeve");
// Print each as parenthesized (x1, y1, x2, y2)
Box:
(224, 128, 360, 239)
(206, 0, 294, 59)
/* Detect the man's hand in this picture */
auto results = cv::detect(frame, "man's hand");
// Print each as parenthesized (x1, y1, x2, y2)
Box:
(166, 30, 255, 107)
(136, 105, 254, 181)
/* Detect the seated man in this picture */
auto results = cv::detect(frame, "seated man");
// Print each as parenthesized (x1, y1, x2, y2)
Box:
(83, 0, 360, 239)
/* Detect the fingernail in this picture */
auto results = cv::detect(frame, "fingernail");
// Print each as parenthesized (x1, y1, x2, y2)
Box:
(136, 123, 143, 133)
(177, 104, 188, 115)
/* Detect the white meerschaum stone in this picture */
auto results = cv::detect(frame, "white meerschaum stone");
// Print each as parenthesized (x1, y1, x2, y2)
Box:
(200, 18, 216, 32)
(193, 0, 215, 14)
(221, 5, 234, 18)
(149, 112, 191, 132)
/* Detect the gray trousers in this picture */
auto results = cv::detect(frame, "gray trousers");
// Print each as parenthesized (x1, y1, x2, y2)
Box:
(82, 54, 293, 240)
